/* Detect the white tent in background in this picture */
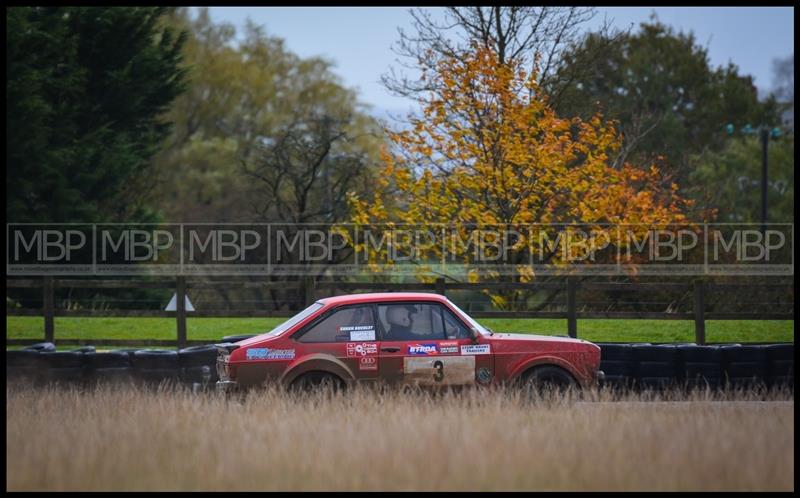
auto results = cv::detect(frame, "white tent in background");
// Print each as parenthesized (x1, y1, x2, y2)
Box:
(165, 293, 195, 311)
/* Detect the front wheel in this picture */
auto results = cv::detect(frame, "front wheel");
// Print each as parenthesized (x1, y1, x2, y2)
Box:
(520, 366, 577, 399)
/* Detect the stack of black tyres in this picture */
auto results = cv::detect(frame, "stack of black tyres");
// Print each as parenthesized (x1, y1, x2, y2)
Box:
(631, 344, 679, 390)
(598, 343, 634, 389)
(131, 349, 180, 385)
(720, 344, 767, 389)
(764, 344, 794, 389)
(178, 345, 219, 386)
(88, 350, 133, 383)
(7, 349, 47, 383)
(677, 344, 722, 390)
(40, 348, 95, 384)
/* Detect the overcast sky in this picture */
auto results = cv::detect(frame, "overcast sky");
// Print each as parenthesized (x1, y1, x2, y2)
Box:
(207, 7, 794, 118)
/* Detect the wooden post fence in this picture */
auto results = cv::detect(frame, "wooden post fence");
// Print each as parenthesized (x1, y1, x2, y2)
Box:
(5, 276, 792, 348)
(43, 276, 54, 344)
(435, 277, 446, 296)
(694, 279, 706, 345)
(176, 276, 187, 349)
(567, 277, 578, 338)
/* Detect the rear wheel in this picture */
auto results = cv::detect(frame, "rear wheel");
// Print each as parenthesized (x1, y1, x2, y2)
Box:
(290, 372, 345, 395)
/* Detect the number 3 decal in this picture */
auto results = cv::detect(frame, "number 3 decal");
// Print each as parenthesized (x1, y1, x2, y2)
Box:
(433, 360, 444, 382)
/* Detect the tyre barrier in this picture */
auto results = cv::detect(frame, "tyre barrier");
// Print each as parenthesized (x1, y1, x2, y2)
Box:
(598, 342, 792, 392)
(677, 344, 723, 390)
(765, 344, 794, 388)
(178, 345, 219, 386)
(6, 342, 794, 391)
(40, 351, 88, 384)
(720, 345, 768, 389)
(87, 351, 133, 384)
(131, 350, 180, 384)
(7, 350, 47, 382)
(630, 344, 680, 390)
(598, 343, 637, 389)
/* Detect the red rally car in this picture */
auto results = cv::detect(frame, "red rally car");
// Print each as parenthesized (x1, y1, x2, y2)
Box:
(215, 292, 603, 393)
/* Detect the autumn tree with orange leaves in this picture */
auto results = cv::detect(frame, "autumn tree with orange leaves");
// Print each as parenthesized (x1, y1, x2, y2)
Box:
(348, 46, 690, 307)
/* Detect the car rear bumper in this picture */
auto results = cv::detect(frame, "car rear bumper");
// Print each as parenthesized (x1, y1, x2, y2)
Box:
(216, 380, 238, 394)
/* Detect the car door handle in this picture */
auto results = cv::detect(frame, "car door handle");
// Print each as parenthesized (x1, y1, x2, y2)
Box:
(381, 347, 401, 353)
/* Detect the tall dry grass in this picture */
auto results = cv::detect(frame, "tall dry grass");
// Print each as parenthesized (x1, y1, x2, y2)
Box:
(6, 382, 794, 491)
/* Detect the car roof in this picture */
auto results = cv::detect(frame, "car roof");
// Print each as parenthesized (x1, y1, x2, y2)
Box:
(317, 292, 449, 306)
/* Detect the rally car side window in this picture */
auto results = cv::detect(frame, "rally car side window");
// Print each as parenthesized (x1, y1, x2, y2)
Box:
(294, 305, 376, 343)
(377, 303, 445, 341)
(439, 306, 473, 339)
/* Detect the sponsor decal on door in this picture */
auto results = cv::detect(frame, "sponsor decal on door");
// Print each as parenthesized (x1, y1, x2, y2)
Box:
(346, 342, 378, 357)
(407, 343, 439, 355)
(439, 341, 460, 354)
(460, 344, 491, 355)
(359, 356, 378, 371)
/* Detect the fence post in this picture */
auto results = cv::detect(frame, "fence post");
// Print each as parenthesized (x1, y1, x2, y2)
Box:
(435, 277, 446, 296)
(176, 276, 187, 349)
(304, 277, 316, 306)
(567, 277, 578, 338)
(693, 279, 706, 345)
(43, 276, 55, 344)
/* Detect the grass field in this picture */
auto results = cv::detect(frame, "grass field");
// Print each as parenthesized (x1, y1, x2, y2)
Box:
(5, 384, 794, 491)
(6, 316, 794, 345)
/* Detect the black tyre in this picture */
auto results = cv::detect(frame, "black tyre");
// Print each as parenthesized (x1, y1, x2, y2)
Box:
(178, 344, 218, 368)
(6, 350, 46, 382)
(42, 367, 85, 384)
(136, 368, 180, 384)
(521, 366, 577, 396)
(599, 360, 631, 377)
(40, 351, 85, 369)
(677, 344, 721, 363)
(6, 350, 44, 368)
(87, 351, 131, 369)
(290, 372, 345, 394)
(631, 344, 679, 363)
(598, 343, 632, 362)
(71, 346, 97, 353)
(720, 344, 767, 364)
(764, 344, 794, 389)
(22, 342, 56, 353)
(131, 349, 179, 369)
(181, 365, 218, 385)
(93, 367, 134, 384)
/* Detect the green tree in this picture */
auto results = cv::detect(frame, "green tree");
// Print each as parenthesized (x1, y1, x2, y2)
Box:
(151, 8, 382, 222)
(7, 7, 187, 222)
(552, 18, 781, 208)
(689, 135, 794, 223)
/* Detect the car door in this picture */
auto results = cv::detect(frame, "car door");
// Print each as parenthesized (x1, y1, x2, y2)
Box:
(376, 301, 485, 386)
(292, 304, 380, 380)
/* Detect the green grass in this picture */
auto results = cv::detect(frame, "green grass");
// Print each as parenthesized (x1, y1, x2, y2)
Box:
(6, 316, 793, 345)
